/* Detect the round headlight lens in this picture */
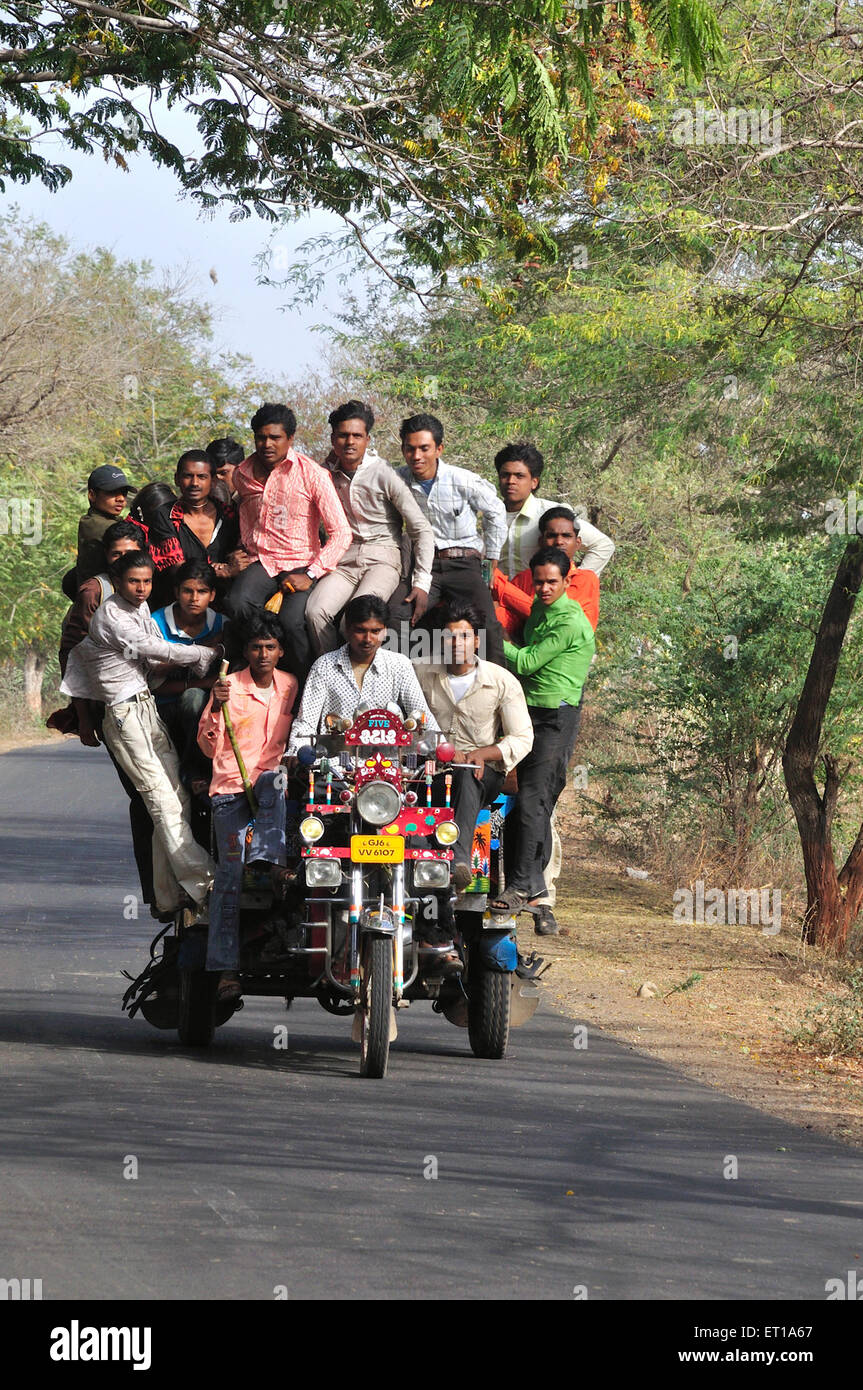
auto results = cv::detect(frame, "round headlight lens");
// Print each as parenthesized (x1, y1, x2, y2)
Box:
(434, 820, 460, 846)
(356, 780, 402, 827)
(300, 815, 325, 843)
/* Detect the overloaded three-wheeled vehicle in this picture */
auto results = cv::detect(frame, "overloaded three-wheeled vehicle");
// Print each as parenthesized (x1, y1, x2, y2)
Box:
(123, 705, 546, 1077)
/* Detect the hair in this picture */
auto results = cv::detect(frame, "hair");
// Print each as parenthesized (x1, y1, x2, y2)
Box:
(441, 599, 484, 634)
(399, 412, 443, 446)
(209, 476, 231, 510)
(251, 402, 297, 437)
(329, 399, 374, 433)
(175, 449, 214, 475)
(539, 505, 577, 534)
(102, 520, 144, 552)
(113, 549, 155, 577)
(529, 546, 569, 578)
(206, 438, 245, 469)
(345, 594, 389, 628)
(128, 482, 176, 526)
(173, 559, 217, 592)
(242, 611, 284, 648)
(494, 441, 544, 480)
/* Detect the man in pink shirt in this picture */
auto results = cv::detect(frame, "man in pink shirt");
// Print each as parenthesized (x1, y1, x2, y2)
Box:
(225, 402, 352, 681)
(197, 611, 298, 999)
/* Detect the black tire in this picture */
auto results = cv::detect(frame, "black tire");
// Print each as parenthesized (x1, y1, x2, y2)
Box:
(359, 935, 393, 1079)
(468, 965, 511, 1059)
(177, 968, 216, 1046)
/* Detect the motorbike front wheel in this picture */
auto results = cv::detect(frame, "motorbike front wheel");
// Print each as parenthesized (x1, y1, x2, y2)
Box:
(468, 966, 511, 1059)
(359, 935, 393, 1079)
(177, 968, 216, 1047)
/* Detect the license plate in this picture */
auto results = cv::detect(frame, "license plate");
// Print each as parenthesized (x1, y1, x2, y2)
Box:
(351, 835, 404, 864)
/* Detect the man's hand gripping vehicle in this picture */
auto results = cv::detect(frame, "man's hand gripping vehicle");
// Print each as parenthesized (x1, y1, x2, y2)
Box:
(123, 705, 543, 1077)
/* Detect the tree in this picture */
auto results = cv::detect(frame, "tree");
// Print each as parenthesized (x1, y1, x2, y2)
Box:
(0, 216, 264, 716)
(0, 0, 720, 287)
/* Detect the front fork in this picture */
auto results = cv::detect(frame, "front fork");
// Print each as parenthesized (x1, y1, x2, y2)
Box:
(349, 862, 407, 1001)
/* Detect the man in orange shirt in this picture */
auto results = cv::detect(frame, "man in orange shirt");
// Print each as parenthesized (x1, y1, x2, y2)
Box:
(197, 612, 298, 1000)
(492, 506, 600, 638)
(225, 402, 352, 681)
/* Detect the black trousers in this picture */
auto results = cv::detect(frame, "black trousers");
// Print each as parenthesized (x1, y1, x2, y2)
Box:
(388, 553, 506, 667)
(433, 764, 505, 868)
(223, 560, 312, 682)
(504, 700, 583, 899)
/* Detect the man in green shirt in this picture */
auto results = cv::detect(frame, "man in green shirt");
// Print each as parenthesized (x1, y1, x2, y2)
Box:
(494, 546, 595, 930)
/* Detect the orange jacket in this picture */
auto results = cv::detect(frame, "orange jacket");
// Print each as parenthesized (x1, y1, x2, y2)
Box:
(492, 561, 599, 638)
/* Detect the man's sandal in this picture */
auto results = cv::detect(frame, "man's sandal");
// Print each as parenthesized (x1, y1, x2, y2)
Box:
(216, 973, 243, 1002)
(489, 888, 531, 914)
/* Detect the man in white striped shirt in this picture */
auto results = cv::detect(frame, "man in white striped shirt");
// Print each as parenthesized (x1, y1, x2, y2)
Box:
(395, 413, 508, 666)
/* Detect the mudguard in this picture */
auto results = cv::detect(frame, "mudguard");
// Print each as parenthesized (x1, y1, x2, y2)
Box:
(478, 930, 518, 973)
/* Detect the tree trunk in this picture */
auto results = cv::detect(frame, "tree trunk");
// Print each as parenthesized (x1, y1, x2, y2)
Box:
(782, 535, 863, 952)
(22, 646, 47, 719)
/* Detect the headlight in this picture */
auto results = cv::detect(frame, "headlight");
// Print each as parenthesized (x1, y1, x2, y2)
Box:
(434, 820, 460, 846)
(356, 780, 402, 827)
(300, 815, 325, 843)
(305, 858, 341, 887)
(414, 860, 451, 889)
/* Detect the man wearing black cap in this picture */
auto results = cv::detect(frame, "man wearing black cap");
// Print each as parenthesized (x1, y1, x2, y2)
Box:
(76, 465, 135, 587)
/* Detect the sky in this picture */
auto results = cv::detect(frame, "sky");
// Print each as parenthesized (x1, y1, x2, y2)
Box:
(6, 116, 348, 382)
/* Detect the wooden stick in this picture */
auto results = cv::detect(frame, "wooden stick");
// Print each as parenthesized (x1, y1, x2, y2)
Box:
(219, 660, 257, 816)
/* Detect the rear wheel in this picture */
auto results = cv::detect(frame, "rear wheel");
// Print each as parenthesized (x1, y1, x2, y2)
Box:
(359, 936, 393, 1078)
(468, 965, 511, 1059)
(177, 968, 216, 1046)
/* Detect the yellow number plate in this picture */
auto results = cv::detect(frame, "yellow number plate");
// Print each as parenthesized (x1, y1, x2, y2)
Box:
(351, 835, 404, 864)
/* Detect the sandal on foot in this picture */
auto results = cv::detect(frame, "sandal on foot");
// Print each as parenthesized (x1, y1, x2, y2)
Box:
(532, 904, 559, 936)
(489, 888, 531, 914)
(216, 973, 242, 1002)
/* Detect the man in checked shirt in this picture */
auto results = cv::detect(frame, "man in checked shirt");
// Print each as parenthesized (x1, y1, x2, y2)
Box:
(394, 413, 508, 666)
(224, 402, 352, 682)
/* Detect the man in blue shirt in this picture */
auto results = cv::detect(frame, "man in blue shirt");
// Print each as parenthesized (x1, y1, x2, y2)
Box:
(151, 559, 225, 794)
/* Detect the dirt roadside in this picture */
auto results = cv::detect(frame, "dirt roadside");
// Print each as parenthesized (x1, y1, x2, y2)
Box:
(519, 832, 863, 1150)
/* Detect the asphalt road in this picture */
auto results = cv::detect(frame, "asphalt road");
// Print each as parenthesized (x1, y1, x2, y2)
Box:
(1, 741, 862, 1301)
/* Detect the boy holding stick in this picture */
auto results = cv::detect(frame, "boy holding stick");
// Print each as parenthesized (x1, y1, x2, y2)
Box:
(197, 612, 298, 1000)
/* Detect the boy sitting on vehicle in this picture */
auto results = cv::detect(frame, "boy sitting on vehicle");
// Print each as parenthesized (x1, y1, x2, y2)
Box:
(197, 612, 298, 1002)
(75, 465, 136, 587)
(417, 600, 533, 893)
(151, 560, 226, 794)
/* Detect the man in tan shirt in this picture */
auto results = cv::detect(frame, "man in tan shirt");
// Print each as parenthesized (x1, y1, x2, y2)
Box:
(417, 598, 533, 891)
(305, 400, 436, 654)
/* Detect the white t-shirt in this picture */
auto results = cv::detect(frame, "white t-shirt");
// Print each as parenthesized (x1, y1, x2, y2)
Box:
(448, 669, 477, 704)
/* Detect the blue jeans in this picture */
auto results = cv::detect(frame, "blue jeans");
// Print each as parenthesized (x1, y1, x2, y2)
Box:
(206, 771, 286, 971)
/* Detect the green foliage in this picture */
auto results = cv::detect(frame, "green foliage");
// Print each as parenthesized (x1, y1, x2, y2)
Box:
(0, 0, 721, 282)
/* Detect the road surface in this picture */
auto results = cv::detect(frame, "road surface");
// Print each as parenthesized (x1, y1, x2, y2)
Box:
(1, 743, 861, 1300)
